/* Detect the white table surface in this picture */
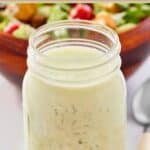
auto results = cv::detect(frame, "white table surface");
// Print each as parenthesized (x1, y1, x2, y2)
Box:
(0, 57, 149, 150)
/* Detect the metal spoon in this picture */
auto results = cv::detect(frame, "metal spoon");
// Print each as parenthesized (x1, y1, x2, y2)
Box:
(133, 78, 150, 150)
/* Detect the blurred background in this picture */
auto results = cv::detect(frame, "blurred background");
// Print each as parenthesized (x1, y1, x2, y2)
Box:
(0, 3, 149, 150)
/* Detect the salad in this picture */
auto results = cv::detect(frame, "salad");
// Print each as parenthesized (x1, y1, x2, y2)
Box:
(0, 3, 150, 39)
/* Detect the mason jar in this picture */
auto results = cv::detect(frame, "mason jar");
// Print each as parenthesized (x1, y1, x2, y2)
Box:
(23, 20, 126, 150)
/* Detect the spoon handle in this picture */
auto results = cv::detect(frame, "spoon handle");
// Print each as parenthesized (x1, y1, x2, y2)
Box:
(138, 133, 150, 150)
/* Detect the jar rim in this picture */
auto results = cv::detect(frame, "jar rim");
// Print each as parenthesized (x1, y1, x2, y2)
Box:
(28, 20, 121, 72)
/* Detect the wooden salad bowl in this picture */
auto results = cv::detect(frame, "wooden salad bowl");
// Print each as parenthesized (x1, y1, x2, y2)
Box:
(0, 17, 150, 79)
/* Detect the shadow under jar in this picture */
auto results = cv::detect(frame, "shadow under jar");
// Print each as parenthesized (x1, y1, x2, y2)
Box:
(23, 20, 127, 150)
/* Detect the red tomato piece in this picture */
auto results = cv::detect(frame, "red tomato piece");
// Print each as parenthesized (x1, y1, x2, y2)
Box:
(70, 4, 93, 20)
(4, 23, 20, 34)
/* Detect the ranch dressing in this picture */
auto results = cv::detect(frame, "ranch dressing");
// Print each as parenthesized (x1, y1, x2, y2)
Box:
(23, 46, 126, 150)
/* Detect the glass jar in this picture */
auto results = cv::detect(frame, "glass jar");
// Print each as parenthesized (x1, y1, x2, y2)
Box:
(23, 20, 126, 150)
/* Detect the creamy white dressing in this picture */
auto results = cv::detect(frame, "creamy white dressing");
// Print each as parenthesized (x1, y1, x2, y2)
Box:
(23, 46, 126, 150)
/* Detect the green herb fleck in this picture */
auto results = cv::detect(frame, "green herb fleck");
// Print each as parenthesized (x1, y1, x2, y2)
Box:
(78, 139, 83, 144)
